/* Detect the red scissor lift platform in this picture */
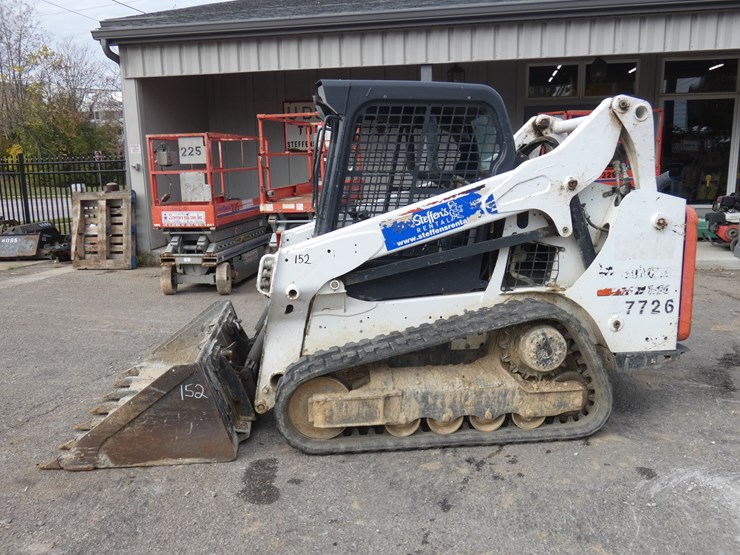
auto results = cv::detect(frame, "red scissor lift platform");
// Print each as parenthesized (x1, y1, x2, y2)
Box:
(257, 112, 323, 246)
(147, 132, 270, 294)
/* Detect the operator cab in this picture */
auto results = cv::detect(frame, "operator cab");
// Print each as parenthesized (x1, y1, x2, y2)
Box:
(312, 79, 517, 300)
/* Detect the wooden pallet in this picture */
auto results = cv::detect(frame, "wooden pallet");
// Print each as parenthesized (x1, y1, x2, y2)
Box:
(71, 191, 135, 270)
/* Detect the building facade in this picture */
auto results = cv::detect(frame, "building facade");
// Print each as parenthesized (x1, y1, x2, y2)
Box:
(92, 0, 740, 252)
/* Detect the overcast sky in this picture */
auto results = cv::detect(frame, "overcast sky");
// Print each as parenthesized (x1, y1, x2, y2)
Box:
(32, 0, 220, 64)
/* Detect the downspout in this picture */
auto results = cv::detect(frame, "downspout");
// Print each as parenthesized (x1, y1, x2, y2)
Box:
(100, 38, 120, 65)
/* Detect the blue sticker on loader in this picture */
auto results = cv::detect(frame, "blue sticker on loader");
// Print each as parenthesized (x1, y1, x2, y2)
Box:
(380, 190, 497, 251)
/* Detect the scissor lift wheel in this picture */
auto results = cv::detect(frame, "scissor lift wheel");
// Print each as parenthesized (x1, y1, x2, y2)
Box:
(216, 262, 232, 295)
(160, 265, 177, 295)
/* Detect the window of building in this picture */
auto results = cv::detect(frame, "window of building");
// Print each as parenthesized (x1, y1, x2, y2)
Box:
(528, 60, 637, 100)
(661, 99, 735, 203)
(585, 61, 636, 97)
(661, 57, 739, 204)
(528, 64, 578, 98)
(663, 59, 738, 94)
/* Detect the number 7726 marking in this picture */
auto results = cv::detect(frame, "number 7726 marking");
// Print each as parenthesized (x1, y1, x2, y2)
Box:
(625, 299, 675, 315)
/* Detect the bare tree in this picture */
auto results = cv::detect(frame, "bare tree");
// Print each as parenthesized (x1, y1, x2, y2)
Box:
(0, 1, 54, 148)
(0, 1, 122, 156)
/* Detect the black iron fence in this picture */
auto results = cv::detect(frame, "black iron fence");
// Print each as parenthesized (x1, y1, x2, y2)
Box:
(0, 153, 127, 235)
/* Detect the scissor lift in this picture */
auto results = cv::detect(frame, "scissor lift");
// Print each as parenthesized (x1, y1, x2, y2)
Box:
(147, 132, 270, 295)
(257, 112, 324, 246)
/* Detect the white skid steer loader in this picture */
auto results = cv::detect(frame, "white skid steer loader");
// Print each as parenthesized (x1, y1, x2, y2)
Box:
(43, 80, 696, 470)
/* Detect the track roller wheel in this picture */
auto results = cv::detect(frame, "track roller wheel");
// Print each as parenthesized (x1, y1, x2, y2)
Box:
(469, 414, 506, 432)
(160, 265, 177, 295)
(287, 377, 348, 440)
(427, 416, 463, 435)
(216, 262, 232, 295)
(385, 419, 421, 437)
(511, 413, 545, 430)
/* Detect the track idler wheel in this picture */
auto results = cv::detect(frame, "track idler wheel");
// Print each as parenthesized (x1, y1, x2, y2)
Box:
(286, 377, 348, 440)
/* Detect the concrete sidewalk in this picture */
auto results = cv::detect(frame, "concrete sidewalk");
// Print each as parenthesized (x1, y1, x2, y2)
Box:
(695, 239, 740, 270)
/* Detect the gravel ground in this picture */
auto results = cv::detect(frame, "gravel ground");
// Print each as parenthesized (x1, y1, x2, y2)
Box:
(0, 261, 737, 555)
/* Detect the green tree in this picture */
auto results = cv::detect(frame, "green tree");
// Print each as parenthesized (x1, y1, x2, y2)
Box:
(32, 39, 123, 157)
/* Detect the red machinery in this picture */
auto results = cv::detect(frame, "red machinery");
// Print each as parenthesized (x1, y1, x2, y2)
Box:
(147, 132, 270, 294)
(257, 113, 323, 245)
(705, 193, 740, 252)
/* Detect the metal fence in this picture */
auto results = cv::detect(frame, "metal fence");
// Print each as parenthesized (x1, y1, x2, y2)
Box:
(0, 153, 127, 235)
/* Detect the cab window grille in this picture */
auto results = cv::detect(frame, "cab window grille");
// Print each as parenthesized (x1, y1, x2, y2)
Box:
(334, 103, 503, 230)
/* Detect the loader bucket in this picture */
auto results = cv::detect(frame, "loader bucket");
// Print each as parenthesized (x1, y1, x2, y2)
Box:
(41, 301, 255, 471)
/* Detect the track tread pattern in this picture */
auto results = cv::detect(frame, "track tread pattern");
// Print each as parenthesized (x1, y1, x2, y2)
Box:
(275, 298, 613, 454)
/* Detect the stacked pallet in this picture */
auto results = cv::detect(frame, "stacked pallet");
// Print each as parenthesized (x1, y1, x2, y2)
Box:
(71, 190, 136, 269)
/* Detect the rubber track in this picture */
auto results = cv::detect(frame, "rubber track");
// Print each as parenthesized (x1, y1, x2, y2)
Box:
(275, 298, 613, 454)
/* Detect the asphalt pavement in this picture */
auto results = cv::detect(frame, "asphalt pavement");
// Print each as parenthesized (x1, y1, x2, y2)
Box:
(0, 254, 738, 555)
